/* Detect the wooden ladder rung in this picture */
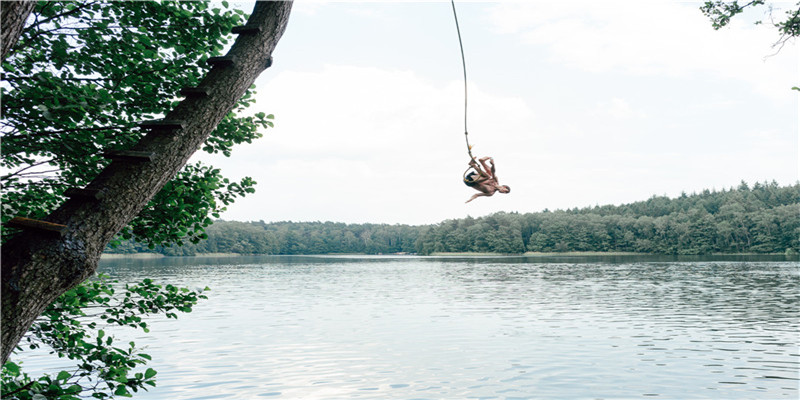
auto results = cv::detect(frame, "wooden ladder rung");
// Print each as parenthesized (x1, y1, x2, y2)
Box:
(6, 217, 67, 237)
(139, 120, 184, 130)
(64, 188, 104, 200)
(207, 56, 235, 67)
(102, 150, 154, 162)
(179, 87, 209, 97)
(232, 25, 261, 34)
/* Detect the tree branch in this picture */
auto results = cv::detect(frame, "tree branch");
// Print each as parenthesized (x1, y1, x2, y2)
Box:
(2, 126, 129, 141)
(1, 381, 35, 398)
(22, 1, 99, 32)
(1, 0, 294, 365)
(1, 159, 56, 181)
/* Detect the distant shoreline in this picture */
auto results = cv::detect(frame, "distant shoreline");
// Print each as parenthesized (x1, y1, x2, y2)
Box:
(430, 251, 787, 256)
(100, 252, 241, 259)
(100, 253, 164, 259)
(101, 251, 790, 259)
(526, 251, 642, 256)
(426, 251, 644, 256)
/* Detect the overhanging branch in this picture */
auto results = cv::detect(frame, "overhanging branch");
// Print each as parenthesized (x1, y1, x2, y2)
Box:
(1, 0, 293, 364)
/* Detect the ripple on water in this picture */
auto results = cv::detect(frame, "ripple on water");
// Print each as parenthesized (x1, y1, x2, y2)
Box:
(15, 257, 798, 399)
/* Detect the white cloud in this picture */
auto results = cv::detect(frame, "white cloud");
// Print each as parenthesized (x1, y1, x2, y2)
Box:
(290, 1, 325, 16)
(195, 65, 537, 224)
(199, 59, 793, 223)
(486, 1, 797, 101)
(192, 2, 796, 225)
(591, 97, 646, 120)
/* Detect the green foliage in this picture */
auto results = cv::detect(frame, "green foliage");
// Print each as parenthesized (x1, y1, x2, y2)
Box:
(106, 182, 800, 257)
(416, 181, 799, 255)
(701, 0, 767, 30)
(108, 220, 421, 256)
(1, 276, 207, 400)
(115, 163, 256, 249)
(701, 1, 800, 45)
(1, 1, 271, 245)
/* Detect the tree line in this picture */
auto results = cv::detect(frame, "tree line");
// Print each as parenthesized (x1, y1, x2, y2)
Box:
(108, 220, 420, 256)
(106, 181, 799, 256)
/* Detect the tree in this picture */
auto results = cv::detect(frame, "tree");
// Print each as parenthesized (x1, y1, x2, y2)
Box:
(2, 277, 207, 399)
(1, 1, 293, 364)
(702, 1, 800, 90)
(701, 1, 799, 47)
(2, 1, 268, 248)
(0, 1, 35, 63)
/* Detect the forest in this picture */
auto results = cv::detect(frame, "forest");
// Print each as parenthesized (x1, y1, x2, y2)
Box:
(106, 181, 799, 256)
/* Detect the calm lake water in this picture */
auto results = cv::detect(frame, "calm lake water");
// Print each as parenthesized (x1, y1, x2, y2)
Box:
(20, 255, 800, 399)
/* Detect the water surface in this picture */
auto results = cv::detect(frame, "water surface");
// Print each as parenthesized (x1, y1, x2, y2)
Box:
(21, 255, 800, 398)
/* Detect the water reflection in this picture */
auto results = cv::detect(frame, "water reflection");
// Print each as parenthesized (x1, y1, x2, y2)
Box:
(19, 256, 800, 399)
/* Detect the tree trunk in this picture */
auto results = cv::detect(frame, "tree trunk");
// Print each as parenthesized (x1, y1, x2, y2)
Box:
(1, 0, 293, 364)
(0, 0, 35, 63)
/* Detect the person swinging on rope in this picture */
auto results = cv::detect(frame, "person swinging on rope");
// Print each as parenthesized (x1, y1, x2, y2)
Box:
(464, 156, 510, 203)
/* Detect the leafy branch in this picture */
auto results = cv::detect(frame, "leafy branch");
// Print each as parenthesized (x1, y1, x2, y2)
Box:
(2, 0, 267, 248)
(701, 0, 800, 49)
(2, 276, 208, 400)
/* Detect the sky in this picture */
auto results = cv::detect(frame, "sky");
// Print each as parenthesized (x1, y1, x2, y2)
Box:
(194, 0, 798, 225)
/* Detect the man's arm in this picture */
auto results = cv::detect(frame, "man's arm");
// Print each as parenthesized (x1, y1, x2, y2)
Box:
(466, 192, 486, 203)
(465, 191, 495, 203)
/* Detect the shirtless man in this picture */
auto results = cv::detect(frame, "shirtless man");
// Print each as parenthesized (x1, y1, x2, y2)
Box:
(464, 156, 510, 203)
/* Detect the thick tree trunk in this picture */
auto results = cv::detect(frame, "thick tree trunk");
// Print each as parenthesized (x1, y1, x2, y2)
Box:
(1, 0, 293, 364)
(0, 1, 35, 63)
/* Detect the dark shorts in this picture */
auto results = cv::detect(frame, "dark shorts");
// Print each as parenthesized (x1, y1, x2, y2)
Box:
(464, 171, 478, 187)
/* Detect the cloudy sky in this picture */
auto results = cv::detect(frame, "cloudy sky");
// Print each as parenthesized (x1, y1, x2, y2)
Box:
(195, 1, 798, 225)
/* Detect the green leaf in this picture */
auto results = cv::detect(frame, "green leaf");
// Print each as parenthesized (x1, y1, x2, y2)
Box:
(144, 367, 157, 379)
(57, 370, 72, 380)
(114, 384, 130, 396)
(3, 361, 20, 375)
(4, 0, 259, 251)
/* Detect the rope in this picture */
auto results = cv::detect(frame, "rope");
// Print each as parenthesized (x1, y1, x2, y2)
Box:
(450, 0, 473, 161)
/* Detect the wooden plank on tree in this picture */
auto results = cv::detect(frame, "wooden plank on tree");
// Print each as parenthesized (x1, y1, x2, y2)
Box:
(0, 0, 294, 369)
(64, 188, 104, 201)
(232, 25, 261, 34)
(207, 56, 236, 67)
(179, 87, 209, 97)
(139, 120, 185, 130)
(102, 150, 154, 162)
(6, 217, 67, 237)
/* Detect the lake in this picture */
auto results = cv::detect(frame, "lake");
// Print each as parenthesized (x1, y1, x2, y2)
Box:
(19, 255, 800, 399)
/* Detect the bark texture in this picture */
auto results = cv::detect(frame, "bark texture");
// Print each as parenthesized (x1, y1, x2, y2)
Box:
(0, 1, 35, 63)
(1, 0, 293, 364)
